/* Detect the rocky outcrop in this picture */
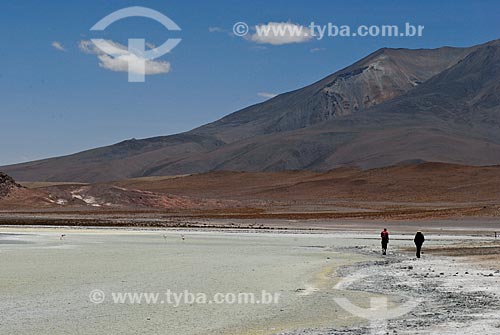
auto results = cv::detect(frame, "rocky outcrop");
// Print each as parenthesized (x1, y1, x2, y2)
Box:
(0, 172, 22, 197)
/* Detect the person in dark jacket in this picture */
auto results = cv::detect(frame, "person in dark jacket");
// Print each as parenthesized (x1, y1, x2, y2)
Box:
(380, 228, 389, 255)
(414, 231, 425, 258)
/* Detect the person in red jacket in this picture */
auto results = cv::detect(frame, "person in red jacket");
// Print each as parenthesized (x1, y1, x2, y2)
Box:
(381, 228, 389, 255)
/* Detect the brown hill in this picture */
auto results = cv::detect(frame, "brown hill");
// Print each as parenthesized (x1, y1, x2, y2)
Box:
(2, 163, 499, 220)
(111, 162, 500, 204)
(0, 172, 230, 210)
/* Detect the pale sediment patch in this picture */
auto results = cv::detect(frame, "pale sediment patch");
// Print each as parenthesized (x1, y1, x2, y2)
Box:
(295, 285, 320, 296)
(0, 229, 372, 335)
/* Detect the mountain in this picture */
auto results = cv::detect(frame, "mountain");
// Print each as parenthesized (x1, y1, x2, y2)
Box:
(2, 40, 499, 182)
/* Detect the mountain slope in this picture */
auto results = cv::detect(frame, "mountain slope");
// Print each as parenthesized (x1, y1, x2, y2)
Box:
(191, 45, 476, 142)
(2, 40, 498, 182)
(163, 40, 500, 172)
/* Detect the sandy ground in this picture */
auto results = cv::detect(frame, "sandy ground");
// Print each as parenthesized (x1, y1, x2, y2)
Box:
(1, 226, 499, 335)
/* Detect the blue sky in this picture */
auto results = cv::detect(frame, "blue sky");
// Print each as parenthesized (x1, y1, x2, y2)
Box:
(0, 0, 499, 165)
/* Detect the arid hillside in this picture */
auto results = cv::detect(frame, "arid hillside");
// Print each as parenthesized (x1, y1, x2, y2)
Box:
(111, 163, 500, 203)
(1, 164, 499, 221)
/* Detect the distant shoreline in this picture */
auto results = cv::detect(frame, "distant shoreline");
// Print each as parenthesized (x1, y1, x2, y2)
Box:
(1, 214, 500, 237)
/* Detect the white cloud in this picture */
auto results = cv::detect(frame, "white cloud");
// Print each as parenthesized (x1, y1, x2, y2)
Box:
(310, 47, 326, 53)
(78, 39, 171, 75)
(98, 53, 171, 74)
(79, 40, 126, 56)
(51, 41, 66, 52)
(248, 22, 312, 45)
(258, 92, 278, 99)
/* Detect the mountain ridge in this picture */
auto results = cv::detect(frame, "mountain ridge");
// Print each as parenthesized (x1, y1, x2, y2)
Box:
(3, 39, 499, 182)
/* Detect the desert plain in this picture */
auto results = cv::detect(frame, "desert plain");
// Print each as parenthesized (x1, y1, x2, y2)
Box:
(1, 220, 500, 335)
